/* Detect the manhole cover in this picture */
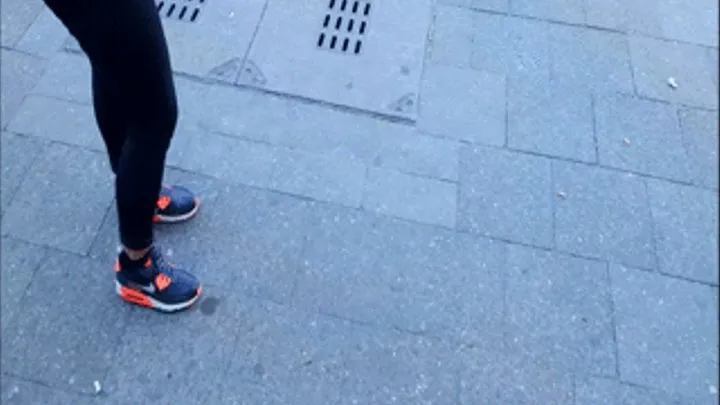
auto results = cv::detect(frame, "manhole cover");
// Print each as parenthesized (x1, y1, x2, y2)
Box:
(317, 0, 371, 55)
(157, 0, 206, 23)
(240, 0, 431, 120)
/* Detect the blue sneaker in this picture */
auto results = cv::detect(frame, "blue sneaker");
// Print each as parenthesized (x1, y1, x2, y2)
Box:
(114, 246, 202, 313)
(153, 185, 200, 224)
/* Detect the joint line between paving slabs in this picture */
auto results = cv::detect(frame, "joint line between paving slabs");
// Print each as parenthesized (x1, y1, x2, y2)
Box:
(591, 94, 600, 164)
(605, 261, 621, 378)
(233, 0, 271, 84)
(641, 178, 662, 272)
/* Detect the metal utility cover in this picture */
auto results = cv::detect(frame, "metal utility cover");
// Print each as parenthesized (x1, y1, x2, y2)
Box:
(66, 0, 267, 83)
(239, 0, 432, 120)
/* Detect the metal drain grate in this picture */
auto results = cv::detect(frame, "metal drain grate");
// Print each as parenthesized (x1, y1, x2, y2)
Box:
(156, 0, 205, 23)
(317, 0, 371, 55)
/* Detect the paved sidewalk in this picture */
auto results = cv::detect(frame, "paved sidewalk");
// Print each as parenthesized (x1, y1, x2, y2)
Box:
(1, 0, 718, 403)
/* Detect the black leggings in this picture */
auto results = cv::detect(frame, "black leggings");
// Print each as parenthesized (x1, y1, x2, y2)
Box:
(44, 0, 178, 250)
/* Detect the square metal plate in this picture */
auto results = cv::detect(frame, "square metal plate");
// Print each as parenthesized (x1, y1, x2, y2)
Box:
(65, 0, 267, 83)
(238, 0, 432, 120)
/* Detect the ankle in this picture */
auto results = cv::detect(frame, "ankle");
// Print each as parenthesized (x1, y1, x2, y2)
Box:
(124, 246, 151, 261)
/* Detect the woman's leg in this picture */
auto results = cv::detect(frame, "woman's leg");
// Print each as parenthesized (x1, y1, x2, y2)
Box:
(44, 0, 202, 312)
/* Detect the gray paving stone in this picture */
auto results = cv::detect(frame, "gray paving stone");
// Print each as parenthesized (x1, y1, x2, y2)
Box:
(1, 249, 130, 395)
(363, 168, 457, 227)
(241, 0, 431, 120)
(15, 6, 69, 57)
(428, 5, 475, 68)
(629, 36, 718, 109)
(708, 48, 718, 86)
(458, 145, 553, 247)
(30, 52, 92, 104)
(2, 143, 113, 254)
(647, 179, 718, 284)
(0, 132, 45, 214)
(583, 0, 631, 30)
(511, 0, 585, 24)
(507, 79, 595, 162)
(178, 130, 276, 188)
(471, 13, 552, 84)
(295, 205, 506, 345)
(549, 25, 634, 94)
(373, 130, 460, 181)
(679, 108, 719, 190)
(419, 64, 506, 145)
(0, 49, 47, 129)
(657, 0, 719, 47)
(6, 95, 105, 151)
(1, 237, 47, 331)
(176, 78, 387, 166)
(594, 93, 693, 182)
(611, 264, 719, 401)
(101, 293, 242, 405)
(439, 0, 509, 12)
(460, 346, 575, 405)
(505, 245, 616, 376)
(575, 376, 710, 405)
(270, 147, 366, 207)
(1, 376, 101, 405)
(219, 298, 460, 405)
(553, 161, 655, 268)
(0, 0, 44, 47)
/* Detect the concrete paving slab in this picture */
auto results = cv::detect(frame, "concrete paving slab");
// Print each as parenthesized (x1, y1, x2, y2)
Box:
(575, 376, 707, 405)
(679, 108, 719, 190)
(101, 294, 238, 404)
(218, 296, 458, 405)
(1, 49, 47, 129)
(505, 245, 616, 376)
(1, 249, 130, 395)
(657, 0, 719, 47)
(471, 13, 552, 84)
(507, 79, 596, 162)
(0, 0, 44, 48)
(552, 161, 655, 269)
(0, 132, 45, 214)
(419, 64, 506, 145)
(594, 93, 693, 182)
(1, 376, 101, 405)
(458, 145, 553, 247)
(269, 146, 366, 207)
(0, 237, 47, 331)
(511, 0, 585, 24)
(294, 204, 506, 346)
(15, 6, 69, 58)
(241, 0, 432, 120)
(363, 168, 457, 227)
(29, 52, 92, 104)
(611, 264, 718, 401)
(427, 5, 475, 68)
(549, 24, 634, 95)
(6, 95, 105, 151)
(219, 298, 461, 405)
(629, 36, 718, 109)
(2, 143, 113, 254)
(647, 179, 718, 284)
(460, 346, 575, 405)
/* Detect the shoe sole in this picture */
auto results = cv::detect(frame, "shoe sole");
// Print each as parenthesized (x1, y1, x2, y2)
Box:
(115, 281, 202, 313)
(154, 198, 201, 224)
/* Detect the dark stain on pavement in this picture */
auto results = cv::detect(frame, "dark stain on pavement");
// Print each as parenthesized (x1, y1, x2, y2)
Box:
(200, 296, 221, 316)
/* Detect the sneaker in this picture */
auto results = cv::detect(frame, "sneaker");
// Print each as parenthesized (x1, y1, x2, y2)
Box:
(153, 185, 200, 224)
(114, 246, 202, 313)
